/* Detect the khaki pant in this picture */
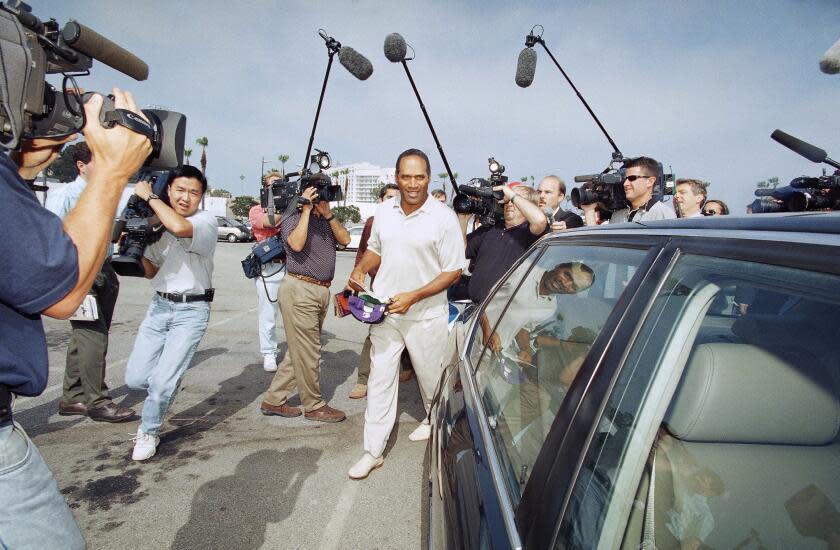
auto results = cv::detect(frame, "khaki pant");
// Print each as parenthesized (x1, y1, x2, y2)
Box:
(263, 276, 329, 412)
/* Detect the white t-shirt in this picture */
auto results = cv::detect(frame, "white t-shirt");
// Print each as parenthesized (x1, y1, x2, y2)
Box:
(144, 210, 217, 294)
(367, 195, 465, 320)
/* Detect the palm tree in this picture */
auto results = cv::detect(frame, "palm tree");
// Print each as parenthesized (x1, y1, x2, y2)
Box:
(437, 172, 448, 186)
(196, 137, 209, 175)
(278, 154, 289, 177)
(239, 174, 245, 195)
(341, 168, 351, 206)
(184, 148, 192, 166)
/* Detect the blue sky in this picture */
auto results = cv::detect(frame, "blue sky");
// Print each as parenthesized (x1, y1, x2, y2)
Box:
(37, 0, 840, 213)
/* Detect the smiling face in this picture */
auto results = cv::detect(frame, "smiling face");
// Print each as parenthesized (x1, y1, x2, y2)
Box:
(623, 166, 656, 207)
(168, 176, 204, 217)
(396, 154, 430, 209)
(540, 262, 594, 295)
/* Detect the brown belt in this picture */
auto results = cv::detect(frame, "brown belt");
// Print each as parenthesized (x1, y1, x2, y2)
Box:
(288, 273, 332, 288)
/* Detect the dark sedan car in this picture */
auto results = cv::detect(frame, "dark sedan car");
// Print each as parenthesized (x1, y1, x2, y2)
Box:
(429, 213, 840, 549)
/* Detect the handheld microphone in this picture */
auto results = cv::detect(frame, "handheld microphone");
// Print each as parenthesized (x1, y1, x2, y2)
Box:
(384, 33, 407, 63)
(338, 47, 373, 80)
(515, 47, 537, 88)
(61, 20, 148, 81)
(820, 37, 840, 75)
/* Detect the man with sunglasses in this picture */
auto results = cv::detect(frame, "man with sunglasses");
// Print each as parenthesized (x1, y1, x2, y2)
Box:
(582, 156, 675, 225)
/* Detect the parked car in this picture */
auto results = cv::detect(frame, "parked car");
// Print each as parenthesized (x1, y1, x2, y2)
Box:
(428, 213, 840, 549)
(216, 216, 251, 243)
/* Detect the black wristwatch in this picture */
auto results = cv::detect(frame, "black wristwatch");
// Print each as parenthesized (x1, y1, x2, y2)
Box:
(324, 214, 335, 222)
(148, 193, 161, 202)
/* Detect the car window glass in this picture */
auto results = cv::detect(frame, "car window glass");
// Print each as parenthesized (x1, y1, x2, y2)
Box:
(556, 254, 840, 550)
(473, 245, 647, 499)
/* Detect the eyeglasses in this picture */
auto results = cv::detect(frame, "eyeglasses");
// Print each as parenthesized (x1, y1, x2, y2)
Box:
(625, 174, 654, 183)
(702, 210, 719, 216)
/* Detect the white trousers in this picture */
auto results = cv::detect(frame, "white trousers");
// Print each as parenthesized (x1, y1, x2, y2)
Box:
(254, 264, 285, 355)
(364, 314, 448, 457)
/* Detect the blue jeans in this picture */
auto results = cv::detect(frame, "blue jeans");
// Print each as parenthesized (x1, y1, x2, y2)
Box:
(125, 295, 210, 436)
(0, 423, 86, 549)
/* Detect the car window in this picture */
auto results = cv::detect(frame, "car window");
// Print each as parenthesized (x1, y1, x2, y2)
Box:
(555, 253, 840, 550)
(471, 244, 648, 500)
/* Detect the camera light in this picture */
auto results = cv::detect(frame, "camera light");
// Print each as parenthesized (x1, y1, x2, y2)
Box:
(488, 157, 505, 175)
(311, 149, 331, 172)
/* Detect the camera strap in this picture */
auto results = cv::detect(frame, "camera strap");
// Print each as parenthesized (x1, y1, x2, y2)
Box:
(102, 109, 155, 142)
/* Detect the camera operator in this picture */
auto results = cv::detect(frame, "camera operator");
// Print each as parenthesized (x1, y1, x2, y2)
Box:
(1, 90, 152, 548)
(461, 183, 548, 305)
(124, 165, 218, 461)
(581, 156, 675, 225)
(259, 185, 350, 423)
(674, 178, 709, 218)
(45, 141, 135, 423)
(537, 175, 583, 231)
(249, 173, 288, 373)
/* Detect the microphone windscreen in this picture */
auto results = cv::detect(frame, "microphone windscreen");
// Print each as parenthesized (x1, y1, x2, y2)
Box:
(61, 21, 149, 81)
(771, 129, 827, 163)
(338, 47, 373, 80)
(820, 38, 840, 74)
(515, 47, 537, 88)
(384, 33, 407, 63)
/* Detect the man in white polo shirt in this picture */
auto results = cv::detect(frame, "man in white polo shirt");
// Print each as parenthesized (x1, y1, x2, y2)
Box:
(347, 149, 464, 479)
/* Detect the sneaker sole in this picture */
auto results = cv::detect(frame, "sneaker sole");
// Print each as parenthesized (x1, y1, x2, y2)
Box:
(349, 460, 384, 480)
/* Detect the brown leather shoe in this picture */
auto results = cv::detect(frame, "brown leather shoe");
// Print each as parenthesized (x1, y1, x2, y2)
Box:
(399, 369, 414, 383)
(87, 402, 136, 423)
(260, 401, 302, 417)
(58, 401, 87, 416)
(304, 404, 346, 423)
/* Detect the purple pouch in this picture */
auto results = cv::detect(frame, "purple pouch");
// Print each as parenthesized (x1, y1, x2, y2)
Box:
(348, 295, 388, 324)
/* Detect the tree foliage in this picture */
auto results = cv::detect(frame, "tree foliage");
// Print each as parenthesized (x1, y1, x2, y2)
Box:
(45, 144, 79, 182)
(230, 196, 258, 218)
(332, 205, 361, 225)
(208, 188, 231, 197)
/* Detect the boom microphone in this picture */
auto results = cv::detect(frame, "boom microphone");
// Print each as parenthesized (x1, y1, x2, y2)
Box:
(338, 46, 373, 80)
(384, 32, 407, 63)
(515, 47, 537, 88)
(771, 129, 828, 164)
(61, 20, 148, 81)
(820, 37, 840, 75)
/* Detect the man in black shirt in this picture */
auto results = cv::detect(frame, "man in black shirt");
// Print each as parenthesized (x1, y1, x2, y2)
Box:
(461, 184, 547, 304)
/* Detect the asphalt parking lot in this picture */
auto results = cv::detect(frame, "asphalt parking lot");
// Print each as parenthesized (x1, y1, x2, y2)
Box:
(15, 242, 427, 550)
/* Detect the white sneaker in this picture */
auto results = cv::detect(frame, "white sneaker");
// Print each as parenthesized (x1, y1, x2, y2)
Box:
(131, 429, 160, 461)
(348, 452, 384, 480)
(408, 422, 432, 442)
(263, 354, 278, 372)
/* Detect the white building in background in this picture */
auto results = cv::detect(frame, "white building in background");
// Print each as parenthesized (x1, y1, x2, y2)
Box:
(327, 162, 395, 220)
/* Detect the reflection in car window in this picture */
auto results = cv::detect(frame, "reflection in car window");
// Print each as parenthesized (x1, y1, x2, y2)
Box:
(472, 245, 647, 499)
(556, 254, 840, 550)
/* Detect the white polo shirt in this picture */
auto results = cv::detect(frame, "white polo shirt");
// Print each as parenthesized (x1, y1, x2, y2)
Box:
(367, 195, 465, 320)
(144, 210, 218, 295)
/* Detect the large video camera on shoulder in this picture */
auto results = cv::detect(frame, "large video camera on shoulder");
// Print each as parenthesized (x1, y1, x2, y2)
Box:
(453, 157, 507, 227)
(571, 153, 674, 214)
(261, 149, 343, 213)
(755, 130, 840, 213)
(0, 1, 185, 162)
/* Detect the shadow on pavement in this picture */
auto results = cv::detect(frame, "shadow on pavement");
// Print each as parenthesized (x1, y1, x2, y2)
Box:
(171, 447, 321, 550)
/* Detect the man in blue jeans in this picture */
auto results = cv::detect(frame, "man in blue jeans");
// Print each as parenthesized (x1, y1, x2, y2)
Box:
(125, 165, 218, 461)
(1, 90, 152, 548)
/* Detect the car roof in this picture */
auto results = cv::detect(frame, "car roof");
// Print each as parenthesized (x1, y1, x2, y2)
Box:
(543, 212, 840, 247)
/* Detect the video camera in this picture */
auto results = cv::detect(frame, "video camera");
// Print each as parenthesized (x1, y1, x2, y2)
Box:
(453, 157, 507, 227)
(571, 153, 674, 214)
(260, 149, 343, 213)
(0, 0, 185, 170)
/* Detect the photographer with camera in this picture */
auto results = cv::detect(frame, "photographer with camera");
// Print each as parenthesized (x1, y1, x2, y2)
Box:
(249, 173, 289, 373)
(581, 156, 675, 225)
(124, 165, 218, 461)
(45, 141, 135, 423)
(259, 185, 350, 423)
(1, 89, 152, 548)
(538, 175, 583, 231)
(461, 183, 547, 305)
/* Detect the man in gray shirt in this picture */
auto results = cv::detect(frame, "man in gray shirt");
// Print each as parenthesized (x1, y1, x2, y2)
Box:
(582, 156, 676, 225)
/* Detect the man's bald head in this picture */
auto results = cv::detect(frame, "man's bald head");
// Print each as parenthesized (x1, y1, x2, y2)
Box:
(538, 175, 567, 211)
